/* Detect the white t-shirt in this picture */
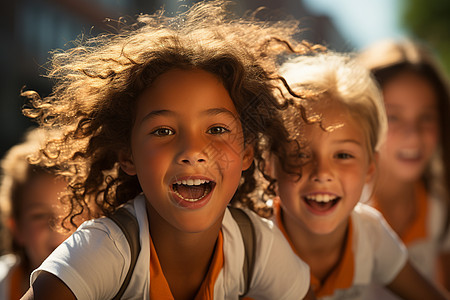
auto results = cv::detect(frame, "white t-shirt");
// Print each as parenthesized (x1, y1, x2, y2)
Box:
(31, 194, 310, 299)
(274, 203, 408, 300)
(367, 191, 450, 300)
(408, 191, 450, 278)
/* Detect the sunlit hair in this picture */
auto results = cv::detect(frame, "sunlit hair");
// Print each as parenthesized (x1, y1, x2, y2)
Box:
(279, 52, 387, 161)
(0, 128, 62, 258)
(358, 38, 450, 238)
(21, 0, 320, 226)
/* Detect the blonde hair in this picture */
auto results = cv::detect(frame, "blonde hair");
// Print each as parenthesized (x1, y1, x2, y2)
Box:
(0, 127, 62, 254)
(280, 52, 387, 160)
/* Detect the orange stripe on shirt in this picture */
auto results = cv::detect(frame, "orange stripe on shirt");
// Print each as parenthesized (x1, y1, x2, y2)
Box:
(149, 231, 224, 299)
(9, 264, 24, 300)
(401, 183, 428, 245)
(274, 199, 355, 297)
(372, 182, 428, 246)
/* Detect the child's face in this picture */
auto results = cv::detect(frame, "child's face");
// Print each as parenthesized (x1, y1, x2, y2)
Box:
(121, 69, 253, 233)
(13, 174, 70, 270)
(379, 73, 439, 182)
(275, 101, 375, 235)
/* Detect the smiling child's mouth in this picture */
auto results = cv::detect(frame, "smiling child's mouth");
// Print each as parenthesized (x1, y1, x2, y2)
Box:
(303, 194, 341, 212)
(172, 179, 215, 202)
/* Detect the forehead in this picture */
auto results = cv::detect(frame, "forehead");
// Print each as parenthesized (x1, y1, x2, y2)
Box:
(383, 72, 438, 108)
(135, 68, 237, 115)
(20, 174, 66, 209)
(304, 99, 366, 142)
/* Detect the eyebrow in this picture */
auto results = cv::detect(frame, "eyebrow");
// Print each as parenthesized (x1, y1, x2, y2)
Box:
(334, 139, 363, 147)
(139, 107, 238, 124)
(202, 107, 238, 119)
(140, 109, 173, 125)
(386, 103, 437, 110)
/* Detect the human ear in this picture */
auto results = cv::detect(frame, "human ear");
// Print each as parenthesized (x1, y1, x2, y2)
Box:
(118, 150, 137, 176)
(365, 152, 378, 183)
(242, 144, 254, 171)
(8, 217, 24, 245)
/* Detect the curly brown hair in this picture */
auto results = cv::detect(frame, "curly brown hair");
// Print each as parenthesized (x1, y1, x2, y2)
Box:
(21, 1, 319, 227)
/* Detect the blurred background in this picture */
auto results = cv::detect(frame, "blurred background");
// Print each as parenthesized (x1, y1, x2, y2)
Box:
(0, 0, 448, 159)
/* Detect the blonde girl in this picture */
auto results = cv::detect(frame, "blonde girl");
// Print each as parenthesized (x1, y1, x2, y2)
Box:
(267, 52, 449, 299)
(20, 1, 317, 299)
(0, 128, 72, 300)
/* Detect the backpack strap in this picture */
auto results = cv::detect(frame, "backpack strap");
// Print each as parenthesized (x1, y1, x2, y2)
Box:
(109, 207, 141, 300)
(228, 206, 256, 299)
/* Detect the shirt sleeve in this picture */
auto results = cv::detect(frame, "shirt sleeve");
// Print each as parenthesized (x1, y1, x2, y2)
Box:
(30, 218, 131, 300)
(245, 212, 310, 300)
(368, 208, 409, 285)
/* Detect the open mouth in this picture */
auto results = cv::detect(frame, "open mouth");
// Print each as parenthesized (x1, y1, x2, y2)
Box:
(172, 179, 215, 202)
(397, 149, 421, 161)
(303, 193, 341, 212)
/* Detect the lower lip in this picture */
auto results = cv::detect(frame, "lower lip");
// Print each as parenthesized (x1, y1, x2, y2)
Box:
(170, 186, 214, 210)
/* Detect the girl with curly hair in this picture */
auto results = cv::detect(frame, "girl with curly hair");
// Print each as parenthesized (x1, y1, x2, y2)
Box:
(20, 1, 318, 299)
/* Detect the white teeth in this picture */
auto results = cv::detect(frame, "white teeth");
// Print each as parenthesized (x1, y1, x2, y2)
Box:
(174, 179, 210, 186)
(399, 149, 420, 159)
(305, 194, 337, 203)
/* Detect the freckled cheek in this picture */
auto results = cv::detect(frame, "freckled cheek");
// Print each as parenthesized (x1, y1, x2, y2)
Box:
(424, 131, 439, 149)
(208, 140, 245, 167)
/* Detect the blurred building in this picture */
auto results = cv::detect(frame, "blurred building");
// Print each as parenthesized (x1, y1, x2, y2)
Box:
(0, 0, 347, 158)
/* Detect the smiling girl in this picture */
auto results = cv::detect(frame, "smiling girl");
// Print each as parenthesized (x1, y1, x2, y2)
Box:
(358, 38, 450, 297)
(19, 1, 316, 299)
(0, 128, 73, 300)
(268, 52, 449, 299)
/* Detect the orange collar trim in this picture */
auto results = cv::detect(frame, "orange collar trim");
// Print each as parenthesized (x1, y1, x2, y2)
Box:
(401, 182, 428, 245)
(9, 263, 25, 300)
(372, 182, 428, 245)
(274, 199, 354, 297)
(149, 231, 224, 299)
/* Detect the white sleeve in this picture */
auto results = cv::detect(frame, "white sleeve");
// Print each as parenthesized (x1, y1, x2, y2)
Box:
(368, 209, 409, 285)
(440, 227, 450, 252)
(245, 212, 310, 300)
(30, 218, 131, 300)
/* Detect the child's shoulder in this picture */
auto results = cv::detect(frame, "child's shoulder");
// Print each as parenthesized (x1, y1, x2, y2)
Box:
(0, 254, 17, 282)
(223, 207, 276, 236)
(351, 203, 397, 238)
(353, 202, 384, 222)
(222, 207, 311, 299)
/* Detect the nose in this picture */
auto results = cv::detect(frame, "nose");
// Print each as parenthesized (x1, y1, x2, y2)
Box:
(401, 121, 421, 143)
(176, 133, 208, 166)
(309, 158, 333, 183)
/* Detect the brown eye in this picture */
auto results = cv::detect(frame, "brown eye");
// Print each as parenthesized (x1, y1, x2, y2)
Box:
(151, 127, 174, 136)
(336, 153, 353, 159)
(207, 126, 230, 135)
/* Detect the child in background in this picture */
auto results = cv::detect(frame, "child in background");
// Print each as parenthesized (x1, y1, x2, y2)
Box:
(20, 1, 316, 299)
(0, 128, 72, 300)
(357, 39, 450, 296)
(267, 52, 449, 299)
